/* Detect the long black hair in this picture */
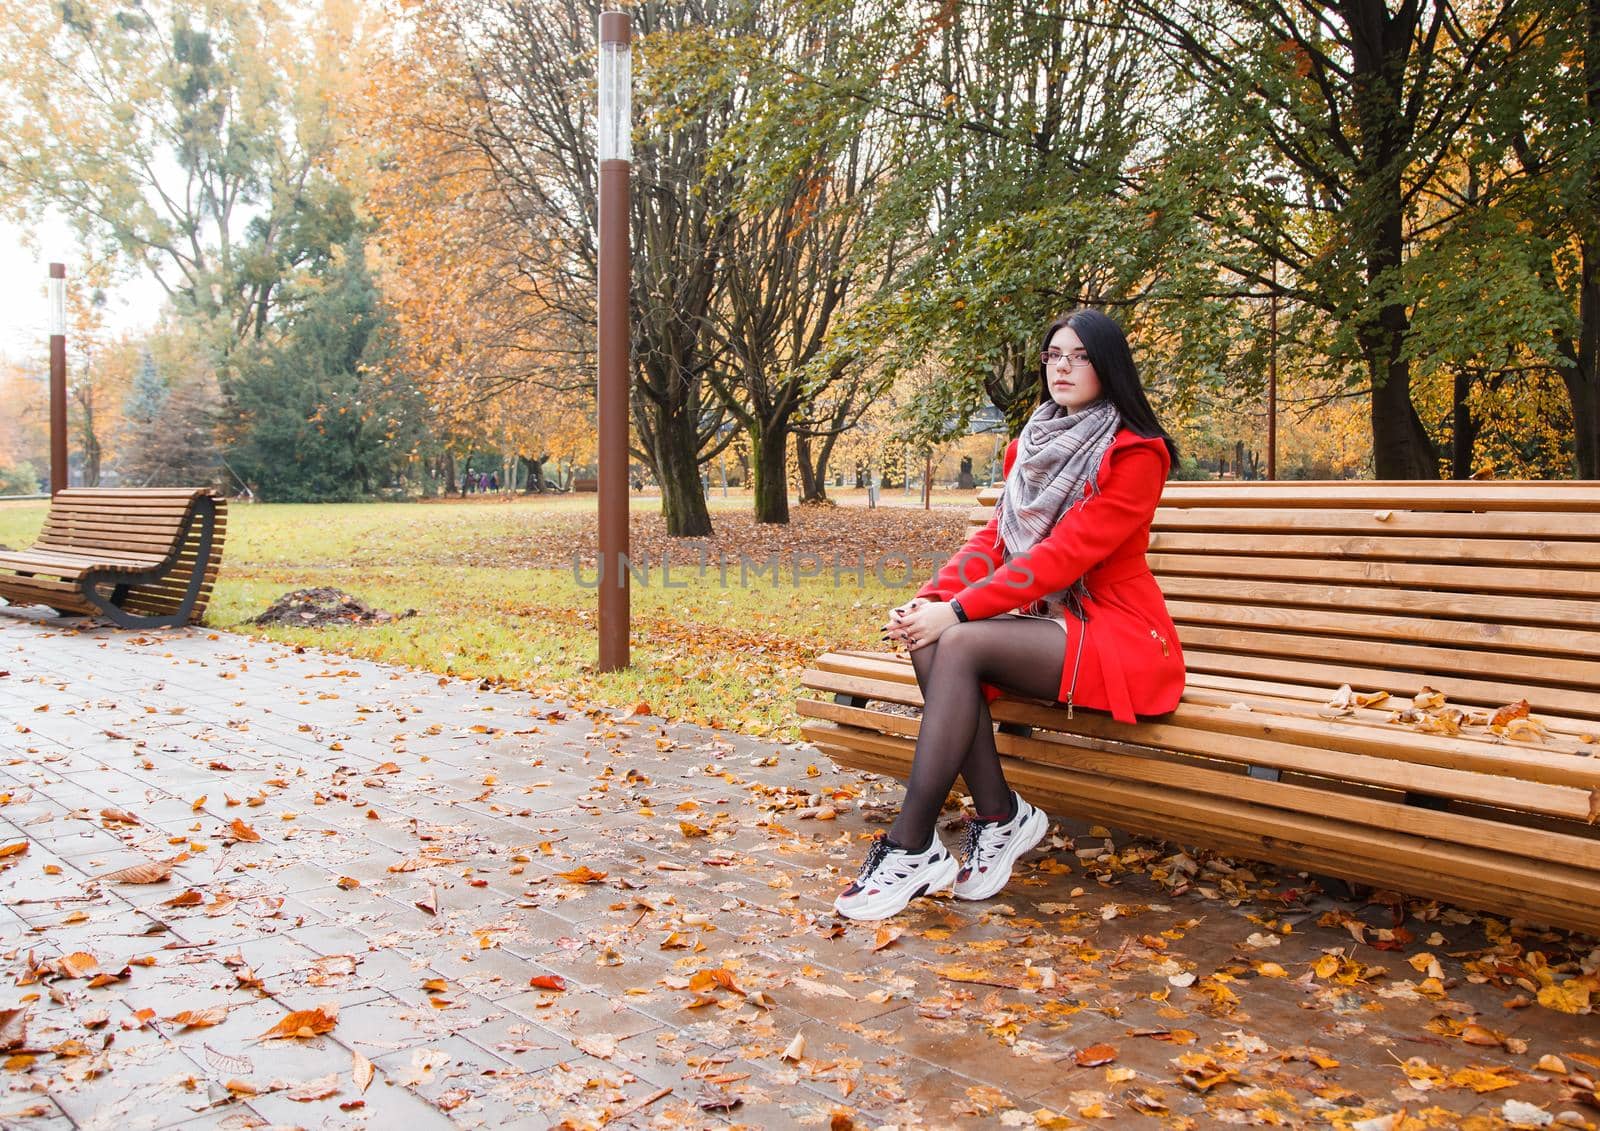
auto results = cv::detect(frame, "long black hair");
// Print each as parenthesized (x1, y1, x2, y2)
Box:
(1040, 309, 1178, 463)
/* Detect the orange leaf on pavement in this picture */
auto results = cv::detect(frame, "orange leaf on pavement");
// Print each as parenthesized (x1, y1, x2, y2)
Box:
(166, 1007, 228, 1030)
(101, 859, 174, 884)
(260, 1004, 338, 1040)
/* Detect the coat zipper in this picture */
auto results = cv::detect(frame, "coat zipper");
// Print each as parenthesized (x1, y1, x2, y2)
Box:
(1065, 586, 1091, 719)
(1149, 628, 1169, 657)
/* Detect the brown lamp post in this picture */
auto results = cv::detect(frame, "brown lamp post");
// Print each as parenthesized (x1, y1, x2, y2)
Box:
(48, 263, 68, 495)
(597, 11, 632, 671)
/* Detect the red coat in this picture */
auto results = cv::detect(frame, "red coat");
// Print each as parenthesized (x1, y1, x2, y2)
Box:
(916, 428, 1185, 722)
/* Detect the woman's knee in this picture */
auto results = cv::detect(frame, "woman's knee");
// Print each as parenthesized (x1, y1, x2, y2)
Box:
(931, 621, 985, 666)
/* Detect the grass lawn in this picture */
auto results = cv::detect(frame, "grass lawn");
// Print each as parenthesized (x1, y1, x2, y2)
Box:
(0, 492, 972, 739)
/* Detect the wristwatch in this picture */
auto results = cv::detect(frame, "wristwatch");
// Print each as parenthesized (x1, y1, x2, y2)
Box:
(948, 598, 969, 623)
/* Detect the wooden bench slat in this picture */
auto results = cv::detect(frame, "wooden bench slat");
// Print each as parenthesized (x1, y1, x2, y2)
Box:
(1177, 623, 1600, 687)
(1162, 578, 1600, 631)
(1151, 506, 1600, 539)
(1151, 553, 1600, 599)
(1178, 649, 1600, 723)
(1150, 531, 1600, 568)
(1164, 598, 1600, 659)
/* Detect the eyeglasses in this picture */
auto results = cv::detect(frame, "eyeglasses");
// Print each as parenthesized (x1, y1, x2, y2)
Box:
(1041, 349, 1093, 369)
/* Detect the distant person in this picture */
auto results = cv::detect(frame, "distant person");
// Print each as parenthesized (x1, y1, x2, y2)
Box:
(489, 471, 499, 492)
(463, 469, 474, 495)
(834, 309, 1186, 921)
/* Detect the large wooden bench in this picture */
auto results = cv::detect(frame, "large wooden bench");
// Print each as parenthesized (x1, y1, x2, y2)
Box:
(0, 488, 226, 629)
(800, 481, 1600, 937)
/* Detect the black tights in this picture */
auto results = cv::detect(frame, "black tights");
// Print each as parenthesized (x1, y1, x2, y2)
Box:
(888, 616, 1066, 850)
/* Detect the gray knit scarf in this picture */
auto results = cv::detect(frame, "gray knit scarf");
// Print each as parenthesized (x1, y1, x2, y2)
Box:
(996, 398, 1122, 618)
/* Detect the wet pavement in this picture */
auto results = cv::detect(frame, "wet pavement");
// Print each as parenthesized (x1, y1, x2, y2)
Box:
(0, 609, 1595, 1130)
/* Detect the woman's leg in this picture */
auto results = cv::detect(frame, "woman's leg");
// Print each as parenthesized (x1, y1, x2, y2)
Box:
(907, 644, 1011, 819)
(891, 617, 1066, 850)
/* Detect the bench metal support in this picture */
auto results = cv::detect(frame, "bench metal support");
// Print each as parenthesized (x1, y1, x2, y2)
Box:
(83, 495, 217, 630)
(1247, 765, 1281, 782)
(997, 722, 1033, 739)
(833, 693, 869, 709)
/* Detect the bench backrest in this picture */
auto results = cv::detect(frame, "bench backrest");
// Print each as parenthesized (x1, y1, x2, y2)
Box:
(969, 481, 1600, 725)
(34, 488, 226, 621)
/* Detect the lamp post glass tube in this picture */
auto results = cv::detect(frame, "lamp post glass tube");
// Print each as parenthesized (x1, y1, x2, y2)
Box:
(598, 19, 631, 162)
(48, 267, 66, 336)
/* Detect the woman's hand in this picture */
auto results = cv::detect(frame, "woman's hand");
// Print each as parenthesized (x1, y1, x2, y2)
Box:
(883, 597, 928, 646)
(891, 601, 960, 652)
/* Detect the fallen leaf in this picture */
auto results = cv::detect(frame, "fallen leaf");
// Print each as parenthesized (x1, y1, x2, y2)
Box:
(871, 925, 903, 952)
(353, 1050, 374, 1093)
(55, 953, 99, 979)
(260, 1004, 338, 1040)
(1460, 1023, 1506, 1047)
(100, 859, 174, 885)
(1075, 1043, 1118, 1067)
(782, 1032, 806, 1062)
(0, 842, 29, 859)
(285, 1072, 341, 1101)
(166, 1007, 228, 1030)
(228, 818, 261, 843)
(0, 1009, 27, 1052)
(528, 975, 567, 991)
(1537, 980, 1592, 1014)
(163, 889, 204, 907)
(555, 865, 607, 884)
(1490, 699, 1531, 727)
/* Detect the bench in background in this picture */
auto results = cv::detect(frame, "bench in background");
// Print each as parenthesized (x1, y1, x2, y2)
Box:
(0, 487, 227, 630)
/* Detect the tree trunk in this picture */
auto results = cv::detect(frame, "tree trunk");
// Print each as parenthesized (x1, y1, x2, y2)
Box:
(1348, 0, 1440, 479)
(80, 425, 101, 488)
(750, 419, 790, 524)
(654, 412, 713, 536)
(795, 434, 824, 503)
(1450, 369, 1480, 478)
(1573, 0, 1600, 477)
(1366, 321, 1438, 478)
(444, 450, 457, 495)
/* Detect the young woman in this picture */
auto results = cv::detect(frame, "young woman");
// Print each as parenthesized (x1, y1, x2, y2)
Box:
(835, 309, 1186, 921)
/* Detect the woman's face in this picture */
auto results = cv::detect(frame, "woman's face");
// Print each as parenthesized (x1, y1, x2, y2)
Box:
(1044, 325, 1103, 413)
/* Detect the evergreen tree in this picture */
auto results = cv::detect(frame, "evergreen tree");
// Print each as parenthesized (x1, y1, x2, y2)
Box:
(124, 351, 169, 428)
(224, 235, 426, 501)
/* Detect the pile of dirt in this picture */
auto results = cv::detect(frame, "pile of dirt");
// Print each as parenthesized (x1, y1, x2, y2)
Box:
(250, 587, 415, 628)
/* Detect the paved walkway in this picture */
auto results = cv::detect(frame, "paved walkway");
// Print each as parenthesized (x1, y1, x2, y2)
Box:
(0, 612, 1595, 1131)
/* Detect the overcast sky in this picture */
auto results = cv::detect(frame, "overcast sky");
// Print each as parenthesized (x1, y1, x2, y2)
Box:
(0, 214, 167, 369)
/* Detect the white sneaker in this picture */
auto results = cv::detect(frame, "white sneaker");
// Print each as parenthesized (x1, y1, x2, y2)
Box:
(834, 834, 959, 921)
(952, 792, 1049, 901)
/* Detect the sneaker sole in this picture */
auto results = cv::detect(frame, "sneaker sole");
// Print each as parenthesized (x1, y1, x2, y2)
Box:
(952, 807, 1049, 901)
(833, 854, 960, 921)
